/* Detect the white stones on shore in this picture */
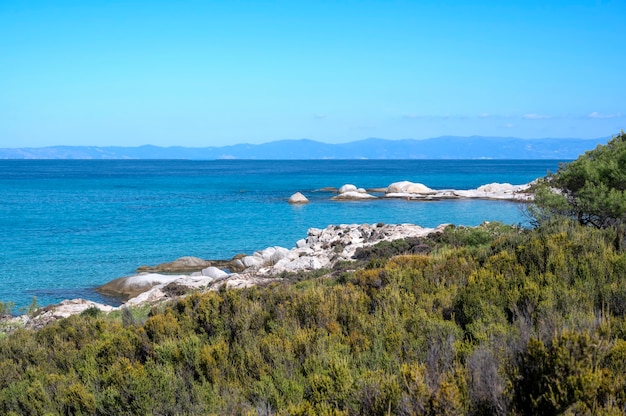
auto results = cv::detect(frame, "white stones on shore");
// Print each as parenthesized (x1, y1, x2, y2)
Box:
(201, 266, 229, 279)
(6, 222, 454, 331)
(100, 223, 444, 309)
(232, 246, 291, 271)
(42, 299, 115, 319)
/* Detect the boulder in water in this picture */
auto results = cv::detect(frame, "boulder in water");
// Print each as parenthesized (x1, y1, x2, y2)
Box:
(288, 192, 309, 204)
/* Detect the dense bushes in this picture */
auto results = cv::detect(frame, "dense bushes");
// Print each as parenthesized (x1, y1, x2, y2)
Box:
(1, 221, 626, 414)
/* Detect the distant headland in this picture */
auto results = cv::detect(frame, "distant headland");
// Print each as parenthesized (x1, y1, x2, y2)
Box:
(0, 135, 609, 160)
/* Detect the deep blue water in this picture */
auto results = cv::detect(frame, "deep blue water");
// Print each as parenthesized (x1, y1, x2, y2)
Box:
(0, 159, 563, 309)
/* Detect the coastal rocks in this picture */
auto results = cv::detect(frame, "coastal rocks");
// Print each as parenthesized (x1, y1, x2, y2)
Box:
(201, 266, 229, 279)
(332, 191, 377, 200)
(453, 183, 532, 201)
(288, 192, 309, 204)
(124, 274, 224, 306)
(104, 223, 447, 307)
(97, 273, 186, 299)
(39, 299, 115, 320)
(10, 222, 455, 329)
(331, 183, 377, 200)
(6, 299, 118, 331)
(136, 256, 213, 273)
(312, 180, 535, 202)
(338, 184, 357, 193)
(385, 181, 436, 198)
(266, 223, 443, 274)
(477, 183, 519, 193)
(274, 256, 325, 271)
(231, 246, 291, 271)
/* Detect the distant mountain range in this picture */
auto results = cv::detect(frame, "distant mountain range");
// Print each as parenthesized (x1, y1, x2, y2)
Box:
(0, 136, 609, 160)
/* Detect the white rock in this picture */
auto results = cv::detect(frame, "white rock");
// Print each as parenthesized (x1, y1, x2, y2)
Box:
(125, 287, 167, 306)
(406, 183, 435, 194)
(258, 247, 277, 262)
(476, 183, 517, 193)
(43, 299, 115, 319)
(338, 184, 358, 194)
(288, 192, 309, 204)
(270, 246, 290, 263)
(387, 181, 434, 194)
(281, 256, 324, 271)
(331, 191, 377, 200)
(241, 255, 263, 269)
(201, 266, 228, 279)
(231, 258, 245, 270)
(98, 273, 184, 298)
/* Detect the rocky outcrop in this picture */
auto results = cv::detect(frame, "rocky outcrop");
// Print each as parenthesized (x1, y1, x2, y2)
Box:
(1, 299, 117, 331)
(338, 184, 358, 193)
(268, 223, 446, 273)
(97, 273, 187, 299)
(312, 181, 534, 202)
(117, 223, 446, 306)
(6, 222, 450, 330)
(199, 266, 229, 279)
(331, 184, 377, 200)
(288, 192, 309, 204)
(231, 246, 291, 271)
(386, 181, 436, 196)
(452, 183, 532, 201)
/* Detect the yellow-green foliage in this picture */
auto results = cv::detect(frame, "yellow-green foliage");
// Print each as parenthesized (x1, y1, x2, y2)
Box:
(1, 221, 626, 415)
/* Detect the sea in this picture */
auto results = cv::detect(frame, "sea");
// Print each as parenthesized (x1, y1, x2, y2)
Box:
(0, 159, 563, 310)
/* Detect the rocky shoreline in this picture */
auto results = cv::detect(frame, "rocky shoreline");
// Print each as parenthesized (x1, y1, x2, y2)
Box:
(2, 223, 449, 331)
(1, 180, 535, 331)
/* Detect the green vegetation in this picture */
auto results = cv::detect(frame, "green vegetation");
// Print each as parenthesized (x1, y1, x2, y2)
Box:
(533, 130, 626, 230)
(2, 134, 626, 414)
(1, 221, 626, 415)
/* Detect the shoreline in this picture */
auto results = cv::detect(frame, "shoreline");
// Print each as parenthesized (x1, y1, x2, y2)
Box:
(2, 222, 453, 331)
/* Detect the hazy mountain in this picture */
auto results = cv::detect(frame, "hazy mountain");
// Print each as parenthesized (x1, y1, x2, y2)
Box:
(0, 136, 609, 160)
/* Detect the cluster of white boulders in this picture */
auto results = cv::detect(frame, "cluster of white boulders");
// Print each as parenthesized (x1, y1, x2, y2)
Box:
(8, 223, 447, 329)
(118, 223, 445, 306)
(331, 184, 377, 200)
(288, 181, 533, 203)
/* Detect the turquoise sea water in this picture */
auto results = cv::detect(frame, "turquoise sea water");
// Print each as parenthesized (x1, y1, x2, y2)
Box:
(0, 159, 562, 309)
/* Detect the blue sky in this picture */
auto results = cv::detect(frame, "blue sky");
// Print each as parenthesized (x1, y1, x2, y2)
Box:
(1, 0, 624, 147)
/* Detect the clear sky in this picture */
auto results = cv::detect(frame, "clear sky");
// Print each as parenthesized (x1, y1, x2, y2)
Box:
(1, 0, 624, 147)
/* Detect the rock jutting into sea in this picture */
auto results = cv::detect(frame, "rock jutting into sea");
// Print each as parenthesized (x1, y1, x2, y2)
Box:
(324, 181, 534, 202)
(101, 222, 447, 307)
(5, 223, 448, 330)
